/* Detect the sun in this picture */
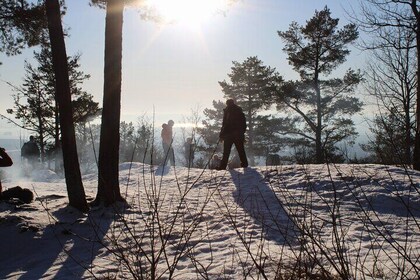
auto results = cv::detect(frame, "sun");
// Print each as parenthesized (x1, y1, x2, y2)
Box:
(145, 0, 229, 26)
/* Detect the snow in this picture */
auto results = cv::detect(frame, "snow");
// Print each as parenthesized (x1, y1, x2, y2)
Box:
(1, 163, 420, 279)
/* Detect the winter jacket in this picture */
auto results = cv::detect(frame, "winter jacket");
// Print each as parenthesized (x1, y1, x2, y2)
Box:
(161, 124, 173, 145)
(219, 103, 247, 139)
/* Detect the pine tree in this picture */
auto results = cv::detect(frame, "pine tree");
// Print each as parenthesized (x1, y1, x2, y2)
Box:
(0, 0, 46, 56)
(219, 56, 281, 164)
(5, 43, 98, 164)
(253, 115, 286, 157)
(197, 100, 225, 157)
(119, 121, 136, 163)
(277, 6, 362, 163)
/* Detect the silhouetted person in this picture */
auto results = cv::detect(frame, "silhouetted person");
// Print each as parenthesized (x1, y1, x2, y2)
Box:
(21, 135, 40, 167)
(0, 147, 13, 194)
(161, 120, 175, 166)
(184, 137, 195, 167)
(218, 99, 248, 170)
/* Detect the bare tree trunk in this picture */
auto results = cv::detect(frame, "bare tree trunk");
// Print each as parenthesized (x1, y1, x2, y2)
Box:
(45, 0, 88, 212)
(94, 0, 125, 206)
(54, 98, 61, 172)
(36, 83, 45, 163)
(410, 0, 420, 170)
(314, 73, 323, 164)
(247, 92, 254, 165)
(405, 103, 412, 165)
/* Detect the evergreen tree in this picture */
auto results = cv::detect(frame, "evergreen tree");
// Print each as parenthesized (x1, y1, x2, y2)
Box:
(119, 119, 160, 164)
(197, 100, 225, 157)
(6, 60, 55, 161)
(219, 56, 281, 164)
(72, 93, 101, 125)
(5, 43, 98, 164)
(0, 0, 46, 56)
(277, 6, 362, 163)
(120, 121, 136, 163)
(253, 115, 286, 157)
(133, 119, 159, 164)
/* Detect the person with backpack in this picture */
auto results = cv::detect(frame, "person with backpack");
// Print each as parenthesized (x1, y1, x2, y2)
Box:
(217, 99, 248, 170)
(21, 135, 40, 167)
(161, 120, 175, 166)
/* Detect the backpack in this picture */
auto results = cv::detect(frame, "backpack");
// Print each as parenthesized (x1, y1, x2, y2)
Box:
(1, 186, 34, 204)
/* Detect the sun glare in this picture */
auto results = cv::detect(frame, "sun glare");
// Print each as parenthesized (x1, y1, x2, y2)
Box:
(146, 0, 229, 26)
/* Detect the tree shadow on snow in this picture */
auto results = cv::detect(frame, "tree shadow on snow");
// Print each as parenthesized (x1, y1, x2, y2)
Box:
(229, 168, 298, 245)
(52, 206, 115, 279)
(0, 202, 114, 279)
(287, 176, 420, 219)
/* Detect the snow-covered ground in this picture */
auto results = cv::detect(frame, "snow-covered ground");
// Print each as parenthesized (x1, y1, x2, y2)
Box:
(1, 163, 420, 279)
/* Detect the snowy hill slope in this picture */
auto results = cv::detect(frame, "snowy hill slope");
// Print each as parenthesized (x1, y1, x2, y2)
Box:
(0, 163, 420, 279)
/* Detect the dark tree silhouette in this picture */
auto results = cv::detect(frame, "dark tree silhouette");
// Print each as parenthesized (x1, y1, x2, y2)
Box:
(0, 0, 46, 56)
(4, 62, 55, 162)
(4, 43, 97, 164)
(93, 0, 125, 206)
(45, 0, 88, 212)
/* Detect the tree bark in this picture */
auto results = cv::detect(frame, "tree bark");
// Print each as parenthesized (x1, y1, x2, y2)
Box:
(412, 1, 420, 170)
(45, 0, 88, 212)
(247, 91, 254, 165)
(314, 73, 323, 164)
(94, 0, 125, 206)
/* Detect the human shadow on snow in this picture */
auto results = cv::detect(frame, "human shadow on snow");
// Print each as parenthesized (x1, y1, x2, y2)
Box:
(229, 168, 298, 245)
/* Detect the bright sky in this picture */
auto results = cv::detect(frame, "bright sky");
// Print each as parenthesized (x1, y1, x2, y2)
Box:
(0, 0, 365, 139)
